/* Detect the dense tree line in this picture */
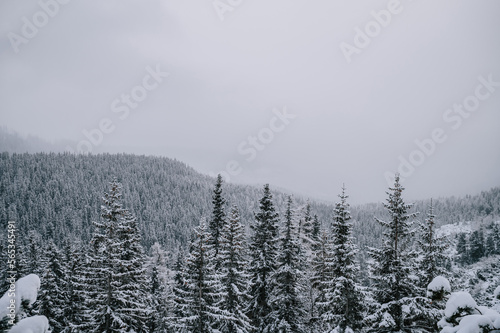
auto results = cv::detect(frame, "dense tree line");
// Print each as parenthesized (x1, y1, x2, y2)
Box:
(1, 152, 498, 255)
(455, 222, 500, 265)
(2, 174, 464, 332)
(0, 152, 499, 331)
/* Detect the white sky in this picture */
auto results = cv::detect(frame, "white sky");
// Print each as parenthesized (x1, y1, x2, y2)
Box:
(1, 0, 499, 204)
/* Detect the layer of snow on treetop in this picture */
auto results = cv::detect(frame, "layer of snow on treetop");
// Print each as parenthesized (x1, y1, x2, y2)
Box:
(444, 291, 478, 318)
(0, 274, 40, 319)
(454, 314, 494, 333)
(8, 315, 49, 333)
(495, 286, 500, 299)
(428, 276, 451, 293)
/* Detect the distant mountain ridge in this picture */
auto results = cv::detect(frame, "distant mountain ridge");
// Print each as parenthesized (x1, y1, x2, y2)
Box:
(0, 151, 498, 255)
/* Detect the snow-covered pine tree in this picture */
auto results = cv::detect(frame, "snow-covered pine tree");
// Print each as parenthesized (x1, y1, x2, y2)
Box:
(469, 228, 485, 262)
(61, 240, 87, 332)
(267, 196, 306, 333)
(368, 175, 420, 331)
(322, 185, 364, 332)
(26, 231, 44, 277)
(37, 240, 67, 332)
(170, 250, 189, 332)
(180, 221, 228, 332)
(311, 214, 321, 245)
(456, 233, 469, 265)
(218, 205, 253, 333)
(248, 184, 280, 332)
(486, 231, 496, 257)
(300, 201, 313, 243)
(492, 223, 500, 255)
(417, 199, 448, 288)
(209, 174, 226, 260)
(147, 242, 169, 332)
(310, 230, 332, 331)
(86, 179, 151, 332)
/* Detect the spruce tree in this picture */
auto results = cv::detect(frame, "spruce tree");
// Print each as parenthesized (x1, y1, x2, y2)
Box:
(418, 199, 448, 288)
(209, 174, 226, 258)
(170, 250, 190, 332)
(180, 221, 227, 332)
(300, 201, 313, 243)
(37, 241, 67, 332)
(147, 242, 169, 332)
(493, 223, 500, 255)
(485, 232, 496, 256)
(323, 185, 364, 332)
(368, 175, 419, 331)
(219, 205, 253, 333)
(62, 241, 87, 332)
(26, 231, 43, 276)
(267, 196, 306, 333)
(248, 184, 280, 332)
(456, 233, 469, 265)
(86, 179, 151, 332)
(469, 229, 485, 262)
(310, 230, 332, 331)
(311, 214, 321, 244)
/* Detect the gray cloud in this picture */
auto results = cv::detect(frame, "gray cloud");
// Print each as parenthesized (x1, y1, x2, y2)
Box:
(1, 0, 499, 204)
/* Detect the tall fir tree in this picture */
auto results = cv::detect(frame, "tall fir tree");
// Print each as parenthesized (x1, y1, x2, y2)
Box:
(218, 205, 253, 333)
(86, 179, 151, 332)
(267, 196, 306, 333)
(485, 232, 496, 256)
(37, 240, 67, 332)
(26, 230, 44, 277)
(322, 185, 364, 332)
(368, 175, 419, 331)
(493, 223, 500, 255)
(147, 242, 169, 332)
(417, 199, 448, 288)
(62, 240, 87, 332)
(170, 250, 189, 332)
(248, 184, 280, 332)
(310, 230, 332, 331)
(300, 201, 313, 243)
(209, 174, 226, 259)
(179, 221, 227, 333)
(456, 233, 469, 265)
(311, 214, 321, 244)
(469, 229, 485, 262)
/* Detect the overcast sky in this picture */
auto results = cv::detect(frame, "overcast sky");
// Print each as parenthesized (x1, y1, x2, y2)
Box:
(1, 0, 499, 204)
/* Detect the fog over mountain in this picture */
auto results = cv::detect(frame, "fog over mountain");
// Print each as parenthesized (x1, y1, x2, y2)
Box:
(1, 0, 500, 204)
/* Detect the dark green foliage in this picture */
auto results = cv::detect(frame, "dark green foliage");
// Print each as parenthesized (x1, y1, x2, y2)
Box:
(209, 174, 226, 258)
(37, 241, 66, 332)
(418, 199, 448, 288)
(86, 180, 151, 332)
(368, 175, 419, 331)
(219, 206, 253, 333)
(267, 197, 306, 333)
(322, 186, 364, 332)
(248, 184, 280, 332)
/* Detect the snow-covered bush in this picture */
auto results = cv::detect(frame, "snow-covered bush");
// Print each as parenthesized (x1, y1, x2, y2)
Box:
(494, 286, 500, 301)
(0, 275, 48, 332)
(438, 290, 500, 333)
(427, 276, 451, 301)
(0, 274, 40, 323)
(8, 315, 49, 333)
(445, 292, 478, 319)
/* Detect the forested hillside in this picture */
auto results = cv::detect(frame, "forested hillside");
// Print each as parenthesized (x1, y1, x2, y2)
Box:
(1, 152, 500, 332)
(1, 152, 499, 252)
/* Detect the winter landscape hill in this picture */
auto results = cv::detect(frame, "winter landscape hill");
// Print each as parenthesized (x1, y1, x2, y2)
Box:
(1, 150, 499, 332)
(1, 151, 499, 251)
